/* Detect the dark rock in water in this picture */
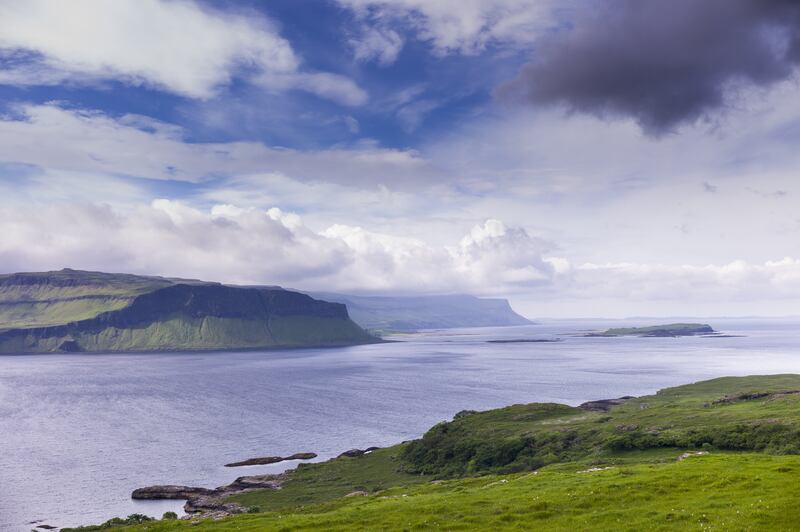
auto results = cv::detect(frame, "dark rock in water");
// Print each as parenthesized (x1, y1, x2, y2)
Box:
(226, 455, 284, 467)
(35, 525, 57, 530)
(579, 396, 635, 412)
(131, 485, 215, 500)
(487, 338, 561, 344)
(225, 452, 317, 467)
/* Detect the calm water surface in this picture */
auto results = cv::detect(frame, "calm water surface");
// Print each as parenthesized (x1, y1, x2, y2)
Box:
(3, 318, 800, 530)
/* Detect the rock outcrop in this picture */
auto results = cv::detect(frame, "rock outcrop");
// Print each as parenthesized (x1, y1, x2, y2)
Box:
(225, 452, 317, 467)
(133, 473, 287, 517)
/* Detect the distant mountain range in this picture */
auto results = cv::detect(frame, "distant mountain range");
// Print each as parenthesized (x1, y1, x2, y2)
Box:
(307, 292, 531, 332)
(0, 269, 374, 353)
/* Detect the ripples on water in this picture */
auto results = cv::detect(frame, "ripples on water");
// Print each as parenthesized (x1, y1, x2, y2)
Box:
(3, 318, 800, 530)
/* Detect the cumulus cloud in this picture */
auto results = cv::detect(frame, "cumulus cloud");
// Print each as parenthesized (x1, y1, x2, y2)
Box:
(499, 0, 800, 134)
(4, 198, 800, 315)
(0, 200, 555, 294)
(339, 0, 564, 58)
(0, 0, 365, 104)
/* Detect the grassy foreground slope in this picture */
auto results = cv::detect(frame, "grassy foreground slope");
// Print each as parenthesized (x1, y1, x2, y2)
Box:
(73, 375, 800, 531)
(0, 269, 375, 353)
(85, 454, 800, 531)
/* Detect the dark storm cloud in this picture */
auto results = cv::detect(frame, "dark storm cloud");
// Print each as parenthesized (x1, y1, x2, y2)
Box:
(499, 0, 800, 135)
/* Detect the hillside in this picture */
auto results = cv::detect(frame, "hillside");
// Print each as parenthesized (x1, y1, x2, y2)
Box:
(307, 292, 531, 332)
(0, 269, 375, 353)
(69, 374, 800, 531)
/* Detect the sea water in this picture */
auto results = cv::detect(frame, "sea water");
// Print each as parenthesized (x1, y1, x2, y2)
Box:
(2, 318, 800, 530)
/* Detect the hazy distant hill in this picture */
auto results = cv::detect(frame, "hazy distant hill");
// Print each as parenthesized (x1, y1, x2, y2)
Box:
(0, 269, 375, 353)
(307, 292, 531, 332)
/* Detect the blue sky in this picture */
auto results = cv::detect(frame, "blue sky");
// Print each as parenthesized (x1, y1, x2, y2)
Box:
(2, 0, 800, 317)
(0, 1, 515, 150)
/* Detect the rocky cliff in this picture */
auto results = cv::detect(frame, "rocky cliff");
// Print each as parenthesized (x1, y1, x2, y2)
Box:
(0, 269, 375, 353)
(308, 292, 531, 332)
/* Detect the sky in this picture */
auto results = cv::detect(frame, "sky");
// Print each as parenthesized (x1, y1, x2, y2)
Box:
(1, 0, 800, 318)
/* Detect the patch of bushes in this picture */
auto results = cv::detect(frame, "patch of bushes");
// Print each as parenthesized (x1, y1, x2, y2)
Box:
(61, 514, 154, 531)
(401, 419, 590, 476)
(606, 423, 800, 454)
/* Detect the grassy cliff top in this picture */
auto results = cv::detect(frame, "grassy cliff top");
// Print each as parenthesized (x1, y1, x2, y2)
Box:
(0, 269, 201, 329)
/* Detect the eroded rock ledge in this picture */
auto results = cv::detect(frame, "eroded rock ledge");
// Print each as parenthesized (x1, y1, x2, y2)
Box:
(132, 473, 287, 518)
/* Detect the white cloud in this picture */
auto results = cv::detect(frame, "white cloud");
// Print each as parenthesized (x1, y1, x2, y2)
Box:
(0, 103, 426, 184)
(5, 198, 800, 319)
(0, 200, 554, 295)
(0, 0, 365, 104)
(350, 26, 404, 65)
(339, 0, 566, 57)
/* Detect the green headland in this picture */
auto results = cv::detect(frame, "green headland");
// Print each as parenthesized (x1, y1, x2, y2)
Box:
(0, 269, 376, 353)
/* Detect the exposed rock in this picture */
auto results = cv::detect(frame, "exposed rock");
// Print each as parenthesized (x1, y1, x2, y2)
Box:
(339, 448, 365, 458)
(338, 447, 381, 458)
(225, 473, 285, 491)
(578, 396, 634, 412)
(712, 390, 800, 405)
(131, 485, 215, 500)
(134, 473, 287, 519)
(184, 498, 247, 515)
(345, 490, 368, 497)
(225, 452, 317, 467)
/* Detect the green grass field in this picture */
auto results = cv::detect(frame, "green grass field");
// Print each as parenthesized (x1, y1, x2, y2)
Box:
(66, 375, 800, 531)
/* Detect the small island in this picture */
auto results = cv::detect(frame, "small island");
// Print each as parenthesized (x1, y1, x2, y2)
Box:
(586, 323, 715, 337)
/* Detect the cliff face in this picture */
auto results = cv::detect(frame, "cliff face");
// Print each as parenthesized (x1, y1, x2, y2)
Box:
(308, 292, 531, 332)
(0, 270, 375, 353)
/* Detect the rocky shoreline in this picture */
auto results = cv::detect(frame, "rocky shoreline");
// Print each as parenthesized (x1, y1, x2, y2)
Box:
(132, 473, 287, 519)
(132, 447, 382, 520)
